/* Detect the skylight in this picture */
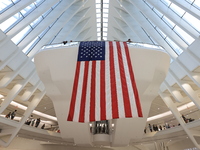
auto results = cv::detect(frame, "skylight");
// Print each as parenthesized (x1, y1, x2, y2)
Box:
(96, 0, 109, 41)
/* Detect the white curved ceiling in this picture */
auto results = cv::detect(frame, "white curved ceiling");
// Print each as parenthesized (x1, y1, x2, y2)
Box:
(1, 0, 200, 126)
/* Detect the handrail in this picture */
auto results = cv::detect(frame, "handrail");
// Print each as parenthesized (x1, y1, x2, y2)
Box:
(40, 41, 164, 51)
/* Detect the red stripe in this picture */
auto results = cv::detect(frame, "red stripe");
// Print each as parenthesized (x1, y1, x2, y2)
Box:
(100, 60, 106, 120)
(123, 42, 143, 117)
(109, 41, 119, 119)
(90, 61, 96, 122)
(116, 42, 132, 117)
(67, 62, 81, 121)
(79, 61, 90, 122)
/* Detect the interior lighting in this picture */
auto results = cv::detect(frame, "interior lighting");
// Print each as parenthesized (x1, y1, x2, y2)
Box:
(0, 99, 57, 121)
(147, 102, 195, 121)
(0, 94, 4, 99)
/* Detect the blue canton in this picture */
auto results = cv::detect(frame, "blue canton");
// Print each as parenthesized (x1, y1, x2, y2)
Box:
(78, 41, 105, 61)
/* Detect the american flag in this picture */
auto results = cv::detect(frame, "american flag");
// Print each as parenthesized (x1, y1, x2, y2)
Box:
(67, 41, 143, 123)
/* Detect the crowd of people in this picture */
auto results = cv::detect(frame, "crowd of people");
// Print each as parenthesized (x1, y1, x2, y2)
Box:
(144, 115, 195, 134)
(25, 115, 43, 128)
(5, 110, 58, 131)
(5, 110, 17, 120)
(93, 120, 109, 134)
(182, 114, 195, 123)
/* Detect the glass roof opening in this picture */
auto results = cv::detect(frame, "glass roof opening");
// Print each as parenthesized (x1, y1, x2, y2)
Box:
(96, 0, 110, 41)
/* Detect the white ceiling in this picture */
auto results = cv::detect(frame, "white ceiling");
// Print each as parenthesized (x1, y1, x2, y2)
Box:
(1, 0, 200, 128)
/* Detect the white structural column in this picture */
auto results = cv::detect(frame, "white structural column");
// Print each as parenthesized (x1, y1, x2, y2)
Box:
(113, 17, 142, 43)
(20, 81, 42, 101)
(159, 91, 200, 149)
(27, 0, 88, 58)
(146, 0, 199, 39)
(6, 0, 61, 39)
(163, 81, 185, 103)
(0, 71, 35, 112)
(0, 91, 45, 147)
(52, 7, 91, 43)
(0, 27, 46, 147)
(167, 69, 200, 109)
(129, 0, 188, 51)
(169, 0, 200, 20)
(0, 0, 36, 23)
(114, 7, 153, 43)
(118, 0, 178, 60)
(16, 0, 76, 52)
(158, 37, 200, 148)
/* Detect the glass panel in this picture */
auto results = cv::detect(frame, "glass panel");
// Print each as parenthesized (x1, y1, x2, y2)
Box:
(97, 37, 101, 40)
(96, 4, 101, 8)
(96, 9, 101, 13)
(165, 37, 183, 55)
(38, 27, 49, 38)
(104, 0, 109, 3)
(193, 0, 200, 9)
(103, 32, 107, 36)
(144, 1, 154, 9)
(103, 28, 108, 31)
(96, 13, 101, 17)
(0, 12, 23, 32)
(0, 0, 13, 12)
(96, 0, 101, 3)
(103, 4, 109, 8)
(42, 8, 52, 17)
(103, 13, 108, 17)
(52, 1, 61, 9)
(97, 32, 101, 36)
(147, 19, 156, 27)
(34, 0, 44, 7)
(170, 3, 185, 17)
(97, 23, 101, 27)
(97, 28, 101, 32)
(103, 18, 108, 22)
(162, 16, 175, 28)
(22, 37, 39, 54)
(12, 0, 21, 3)
(185, 0, 195, 4)
(153, 8, 163, 18)
(11, 26, 32, 44)
(161, 0, 171, 7)
(183, 12, 200, 32)
(96, 18, 101, 22)
(174, 26, 195, 44)
(103, 9, 109, 13)
(30, 16, 43, 28)
(103, 22, 108, 27)
(20, 3, 36, 17)
(103, 36, 107, 40)
(155, 27, 167, 38)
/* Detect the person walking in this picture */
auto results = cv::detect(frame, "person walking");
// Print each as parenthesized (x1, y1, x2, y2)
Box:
(11, 110, 17, 120)
(5, 112, 11, 118)
(35, 118, 41, 128)
(149, 124, 152, 132)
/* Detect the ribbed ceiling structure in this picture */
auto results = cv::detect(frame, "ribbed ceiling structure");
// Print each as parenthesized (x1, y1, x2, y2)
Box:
(1, 0, 200, 149)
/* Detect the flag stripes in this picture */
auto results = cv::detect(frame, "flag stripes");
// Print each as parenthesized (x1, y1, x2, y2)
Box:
(67, 41, 143, 122)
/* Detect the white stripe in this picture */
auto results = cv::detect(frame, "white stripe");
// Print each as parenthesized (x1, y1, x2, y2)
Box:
(95, 61, 101, 121)
(73, 62, 85, 122)
(113, 42, 125, 118)
(120, 42, 138, 117)
(105, 42, 112, 120)
(84, 62, 92, 122)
